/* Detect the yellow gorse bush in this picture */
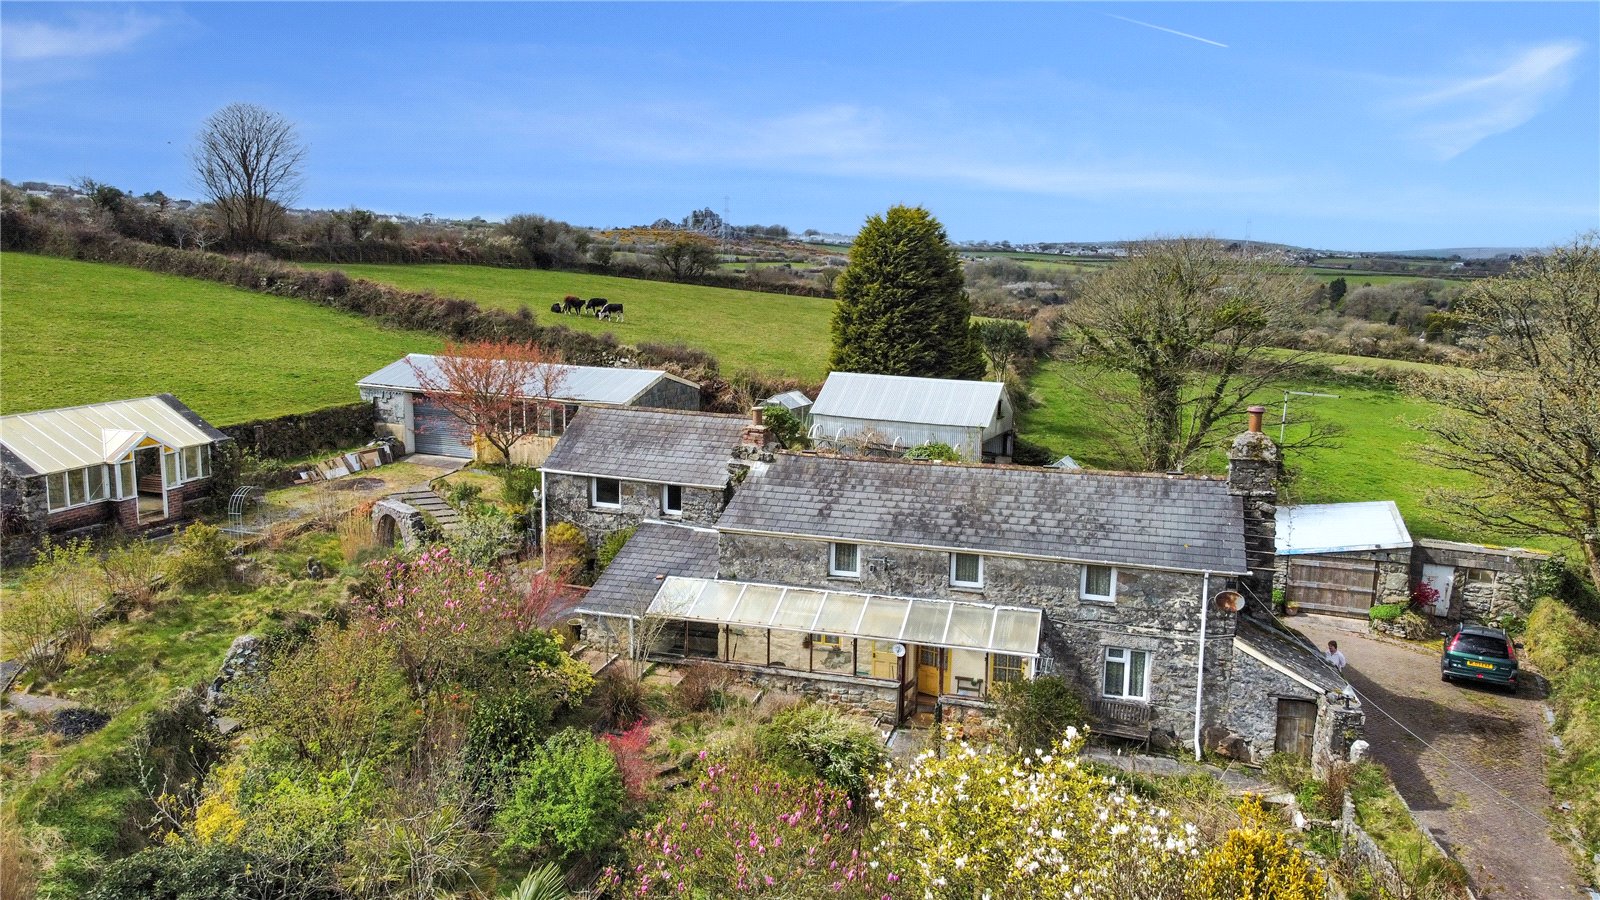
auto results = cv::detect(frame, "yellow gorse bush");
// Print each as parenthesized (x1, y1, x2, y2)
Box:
(1196, 795, 1322, 900)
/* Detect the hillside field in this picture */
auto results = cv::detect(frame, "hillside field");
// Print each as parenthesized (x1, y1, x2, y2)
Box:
(307, 263, 837, 381)
(1017, 360, 1553, 548)
(0, 253, 439, 424)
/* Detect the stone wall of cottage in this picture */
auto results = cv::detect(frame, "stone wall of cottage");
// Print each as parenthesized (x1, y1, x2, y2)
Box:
(716, 531, 1238, 749)
(1222, 649, 1323, 761)
(544, 472, 725, 548)
(632, 378, 703, 411)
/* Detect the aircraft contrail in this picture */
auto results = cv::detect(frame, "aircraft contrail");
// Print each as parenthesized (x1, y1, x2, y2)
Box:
(1104, 13, 1228, 48)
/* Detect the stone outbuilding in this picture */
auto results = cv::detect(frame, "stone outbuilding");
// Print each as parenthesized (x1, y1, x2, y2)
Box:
(357, 353, 701, 462)
(808, 371, 1015, 462)
(1228, 614, 1362, 776)
(1276, 501, 1414, 618)
(1276, 500, 1547, 626)
(539, 406, 758, 553)
(1, 394, 230, 558)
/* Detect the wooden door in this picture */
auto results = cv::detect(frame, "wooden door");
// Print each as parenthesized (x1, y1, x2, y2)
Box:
(869, 642, 899, 679)
(916, 646, 944, 696)
(1274, 699, 1318, 759)
(1287, 556, 1379, 618)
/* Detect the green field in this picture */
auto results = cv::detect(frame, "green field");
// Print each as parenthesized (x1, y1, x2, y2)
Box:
(308, 263, 837, 381)
(1017, 359, 1550, 548)
(1, 253, 439, 424)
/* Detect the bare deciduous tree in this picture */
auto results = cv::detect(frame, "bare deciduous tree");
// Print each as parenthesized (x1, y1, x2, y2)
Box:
(1416, 235, 1600, 585)
(191, 102, 307, 248)
(410, 342, 570, 464)
(1064, 237, 1316, 472)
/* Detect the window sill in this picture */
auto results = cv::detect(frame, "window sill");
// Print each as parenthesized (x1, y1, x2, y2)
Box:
(827, 574, 861, 581)
(1081, 596, 1116, 605)
(950, 584, 986, 593)
(590, 505, 623, 512)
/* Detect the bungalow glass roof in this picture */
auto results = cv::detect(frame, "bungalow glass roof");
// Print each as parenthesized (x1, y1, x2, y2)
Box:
(647, 576, 1042, 656)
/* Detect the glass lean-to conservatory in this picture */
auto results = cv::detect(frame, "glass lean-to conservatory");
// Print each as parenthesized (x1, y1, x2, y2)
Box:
(644, 576, 1043, 703)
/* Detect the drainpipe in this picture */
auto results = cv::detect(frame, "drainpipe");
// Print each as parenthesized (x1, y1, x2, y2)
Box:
(538, 468, 548, 571)
(1193, 571, 1212, 761)
(627, 615, 636, 662)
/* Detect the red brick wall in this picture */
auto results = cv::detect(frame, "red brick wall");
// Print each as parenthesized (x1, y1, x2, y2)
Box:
(43, 478, 213, 537)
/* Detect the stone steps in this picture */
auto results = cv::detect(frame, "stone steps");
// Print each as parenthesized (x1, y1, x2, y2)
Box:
(388, 488, 463, 534)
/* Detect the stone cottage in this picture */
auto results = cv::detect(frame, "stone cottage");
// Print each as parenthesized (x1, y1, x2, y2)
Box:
(539, 405, 761, 552)
(1, 395, 231, 558)
(573, 408, 1359, 768)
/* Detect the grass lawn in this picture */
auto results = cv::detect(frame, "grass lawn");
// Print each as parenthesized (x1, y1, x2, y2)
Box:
(1, 253, 439, 424)
(1018, 359, 1552, 547)
(307, 263, 837, 381)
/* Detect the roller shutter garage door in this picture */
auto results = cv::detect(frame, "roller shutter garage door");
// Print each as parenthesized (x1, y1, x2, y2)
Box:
(412, 397, 474, 458)
(1286, 555, 1379, 618)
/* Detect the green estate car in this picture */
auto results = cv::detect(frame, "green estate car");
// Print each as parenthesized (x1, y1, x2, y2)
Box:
(1440, 624, 1520, 689)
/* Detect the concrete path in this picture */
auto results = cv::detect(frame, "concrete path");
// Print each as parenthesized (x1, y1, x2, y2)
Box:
(1294, 615, 1588, 899)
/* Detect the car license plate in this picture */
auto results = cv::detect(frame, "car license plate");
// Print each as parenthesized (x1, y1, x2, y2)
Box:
(1465, 660, 1495, 670)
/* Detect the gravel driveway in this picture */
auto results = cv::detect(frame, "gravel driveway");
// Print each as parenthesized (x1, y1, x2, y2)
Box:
(1294, 616, 1587, 899)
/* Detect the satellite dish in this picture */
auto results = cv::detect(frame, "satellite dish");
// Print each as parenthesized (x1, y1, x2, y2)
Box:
(1213, 590, 1246, 613)
(892, 643, 907, 658)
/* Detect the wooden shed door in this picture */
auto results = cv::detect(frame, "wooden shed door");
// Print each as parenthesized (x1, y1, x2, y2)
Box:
(1275, 699, 1318, 759)
(1287, 556, 1379, 617)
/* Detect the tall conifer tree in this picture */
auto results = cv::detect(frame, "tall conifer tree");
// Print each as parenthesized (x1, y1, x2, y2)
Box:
(829, 206, 986, 380)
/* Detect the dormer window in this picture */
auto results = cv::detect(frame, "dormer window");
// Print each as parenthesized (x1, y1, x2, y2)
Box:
(830, 542, 860, 578)
(950, 552, 984, 589)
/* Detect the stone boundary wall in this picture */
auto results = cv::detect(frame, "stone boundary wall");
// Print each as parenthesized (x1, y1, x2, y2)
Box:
(219, 402, 377, 460)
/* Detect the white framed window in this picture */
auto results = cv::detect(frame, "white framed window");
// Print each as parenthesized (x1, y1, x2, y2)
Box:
(591, 477, 621, 509)
(1102, 647, 1150, 701)
(950, 552, 984, 588)
(163, 450, 179, 487)
(44, 466, 115, 512)
(46, 472, 69, 512)
(1081, 564, 1116, 602)
(830, 542, 860, 577)
(117, 459, 136, 499)
(179, 445, 211, 482)
(662, 484, 683, 517)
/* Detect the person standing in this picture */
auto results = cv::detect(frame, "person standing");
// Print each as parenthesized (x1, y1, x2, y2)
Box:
(1325, 640, 1347, 672)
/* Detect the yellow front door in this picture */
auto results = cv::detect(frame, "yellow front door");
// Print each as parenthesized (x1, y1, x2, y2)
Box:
(917, 646, 944, 696)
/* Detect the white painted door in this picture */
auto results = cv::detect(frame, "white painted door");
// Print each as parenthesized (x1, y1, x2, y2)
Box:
(1420, 564, 1455, 616)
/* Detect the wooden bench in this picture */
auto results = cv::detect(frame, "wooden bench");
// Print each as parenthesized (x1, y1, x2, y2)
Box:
(1091, 698, 1153, 743)
(138, 473, 164, 494)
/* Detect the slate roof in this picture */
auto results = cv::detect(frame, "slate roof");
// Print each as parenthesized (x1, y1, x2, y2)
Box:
(0, 395, 228, 477)
(811, 372, 1004, 429)
(1235, 615, 1347, 694)
(357, 354, 696, 405)
(578, 522, 720, 618)
(541, 406, 748, 488)
(718, 454, 1247, 574)
(1277, 501, 1412, 556)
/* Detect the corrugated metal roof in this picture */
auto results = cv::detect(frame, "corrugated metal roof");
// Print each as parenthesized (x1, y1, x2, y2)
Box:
(0, 395, 220, 476)
(1277, 501, 1413, 556)
(357, 354, 691, 405)
(762, 390, 812, 412)
(811, 372, 1004, 429)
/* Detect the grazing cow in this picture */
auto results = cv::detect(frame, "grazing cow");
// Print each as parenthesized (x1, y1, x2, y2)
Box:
(584, 297, 608, 314)
(550, 303, 563, 314)
(561, 295, 584, 314)
(598, 302, 625, 321)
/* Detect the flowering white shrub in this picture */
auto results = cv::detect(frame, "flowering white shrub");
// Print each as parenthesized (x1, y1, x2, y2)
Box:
(868, 727, 1202, 899)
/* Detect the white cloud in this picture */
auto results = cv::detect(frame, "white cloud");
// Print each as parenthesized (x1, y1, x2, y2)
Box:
(1395, 41, 1583, 160)
(2, 9, 162, 63)
(522, 101, 1280, 200)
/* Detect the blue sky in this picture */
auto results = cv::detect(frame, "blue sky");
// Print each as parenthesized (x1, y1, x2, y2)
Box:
(3, 2, 1595, 250)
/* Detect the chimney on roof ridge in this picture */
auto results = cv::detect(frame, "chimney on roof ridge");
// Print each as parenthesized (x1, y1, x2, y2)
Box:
(1229, 405, 1280, 607)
